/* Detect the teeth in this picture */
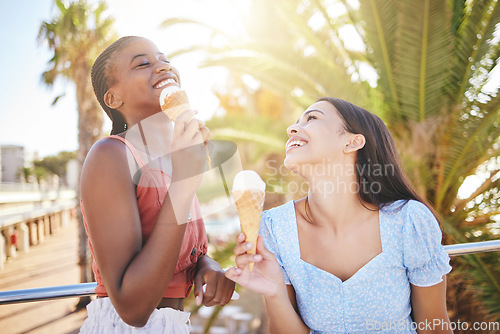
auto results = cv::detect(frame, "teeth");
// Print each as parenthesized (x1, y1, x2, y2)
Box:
(287, 140, 306, 149)
(155, 78, 177, 89)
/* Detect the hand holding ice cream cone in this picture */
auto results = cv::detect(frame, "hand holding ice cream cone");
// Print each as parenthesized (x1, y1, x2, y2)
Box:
(160, 86, 212, 168)
(232, 170, 266, 270)
(225, 233, 287, 297)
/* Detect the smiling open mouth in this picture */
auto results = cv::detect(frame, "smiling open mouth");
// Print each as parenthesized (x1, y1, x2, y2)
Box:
(154, 78, 178, 89)
(286, 140, 307, 151)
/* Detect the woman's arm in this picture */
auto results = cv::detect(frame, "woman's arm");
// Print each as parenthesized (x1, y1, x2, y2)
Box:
(81, 139, 192, 326)
(411, 277, 453, 334)
(265, 284, 309, 334)
(81, 114, 207, 327)
(225, 235, 309, 334)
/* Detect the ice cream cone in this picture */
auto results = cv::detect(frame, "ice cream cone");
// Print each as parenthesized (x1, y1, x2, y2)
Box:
(159, 87, 212, 168)
(160, 89, 190, 121)
(232, 171, 266, 271)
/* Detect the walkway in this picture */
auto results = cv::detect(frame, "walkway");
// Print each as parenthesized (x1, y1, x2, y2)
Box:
(0, 217, 87, 334)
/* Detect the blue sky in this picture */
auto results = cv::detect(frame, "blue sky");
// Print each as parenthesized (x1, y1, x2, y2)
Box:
(0, 0, 77, 158)
(0, 0, 237, 157)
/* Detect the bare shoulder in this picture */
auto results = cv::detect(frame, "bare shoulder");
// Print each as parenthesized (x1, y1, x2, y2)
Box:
(82, 137, 130, 180)
(81, 137, 136, 203)
(82, 137, 127, 172)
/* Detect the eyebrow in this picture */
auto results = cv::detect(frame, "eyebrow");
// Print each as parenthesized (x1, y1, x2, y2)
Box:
(130, 54, 147, 64)
(130, 52, 167, 64)
(296, 109, 325, 124)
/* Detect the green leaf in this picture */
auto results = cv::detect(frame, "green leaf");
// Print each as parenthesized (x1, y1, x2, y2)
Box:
(359, 0, 401, 118)
(51, 93, 66, 106)
(55, 0, 67, 14)
(453, 0, 499, 101)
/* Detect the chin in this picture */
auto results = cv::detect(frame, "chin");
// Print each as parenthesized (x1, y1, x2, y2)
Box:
(284, 155, 304, 174)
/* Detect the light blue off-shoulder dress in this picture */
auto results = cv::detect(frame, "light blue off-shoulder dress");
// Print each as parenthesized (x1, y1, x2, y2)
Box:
(259, 200, 452, 334)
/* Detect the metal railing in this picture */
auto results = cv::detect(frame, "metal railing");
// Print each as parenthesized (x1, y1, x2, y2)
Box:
(0, 239, 499, 305)
(0, 282, 97, 305)
(443, 239, 500, 256)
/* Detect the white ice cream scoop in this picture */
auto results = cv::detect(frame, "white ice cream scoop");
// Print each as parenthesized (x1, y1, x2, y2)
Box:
(232, 170, 266, 191)
(159, 85, 180, 106)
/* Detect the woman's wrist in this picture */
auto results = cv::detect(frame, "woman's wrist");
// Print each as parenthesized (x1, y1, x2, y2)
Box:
(264, 281, 289, 301)
(196, 255, 222, 273)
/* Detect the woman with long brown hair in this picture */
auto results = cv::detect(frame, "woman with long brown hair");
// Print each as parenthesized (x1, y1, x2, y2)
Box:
(226, 98, 453, 333)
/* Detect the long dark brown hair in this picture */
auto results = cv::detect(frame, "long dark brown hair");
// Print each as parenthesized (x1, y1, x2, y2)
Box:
(318, 97, 432, 213)
(91, 36, 139, 135)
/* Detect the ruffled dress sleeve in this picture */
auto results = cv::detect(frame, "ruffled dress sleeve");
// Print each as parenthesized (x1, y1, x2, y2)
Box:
(259, 210, 291, 284)
(403, 201, 452, 287)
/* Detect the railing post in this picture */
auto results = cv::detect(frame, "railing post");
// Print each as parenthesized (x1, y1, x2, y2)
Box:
(53, 213, 59, 234)
(16, 222, 29, 253)
(62, 209, 70, 228)
(43, 215, 51, 236)
(36, 219, 44, 243)
(28, 220, 37, 245)
(0, 232, 5, 270)
(56, 211, 64, 230)
(4, 226, 16, 258)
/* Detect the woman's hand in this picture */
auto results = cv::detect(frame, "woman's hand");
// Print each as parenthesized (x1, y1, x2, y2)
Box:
(170, 110, 209, 193)
(227, 234, 310, 334)
(225, 234, 287, 298)
(193, 255, 235, 307)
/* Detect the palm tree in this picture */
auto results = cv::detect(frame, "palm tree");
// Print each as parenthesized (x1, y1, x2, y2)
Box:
(162, 0, 500, 322)
(163, 0, 375, 112)
(39, 0, 116, 309)
(351, 0, 500, 321)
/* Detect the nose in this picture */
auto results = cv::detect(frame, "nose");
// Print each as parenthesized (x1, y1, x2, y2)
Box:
(287, 124, 299, 137)
(155, 61, 172, 74)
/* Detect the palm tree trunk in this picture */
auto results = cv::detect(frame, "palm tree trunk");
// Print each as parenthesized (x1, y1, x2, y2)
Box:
(73, 60, 103, 309)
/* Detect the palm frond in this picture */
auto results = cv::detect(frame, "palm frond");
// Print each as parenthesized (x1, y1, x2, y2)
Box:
(455, 169, 500, 211)
(203, 56, 316, 105)
(51, 93, 66, 106)
(358, 0, 401, 119)
(202, 52, 362, 105)
(269, 0, 347, 69)
(436, 106, 500, 210)
(395, 0, 451, 121)
(312, 0, 369, 65)
(160, 17, 235, 42)
(452, 0, 499, 101)
(475, 0, 500, 64)
(211, 128, 284, 151)
(54, 0, 67, 14)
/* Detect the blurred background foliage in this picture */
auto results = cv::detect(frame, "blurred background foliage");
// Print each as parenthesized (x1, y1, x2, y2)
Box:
(31, 151, 76, 185)
(39, 0, 499, 330)
(162, 0, 500, 325)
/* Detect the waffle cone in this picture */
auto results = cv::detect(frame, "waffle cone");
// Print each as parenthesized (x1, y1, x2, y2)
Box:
(160, 88, 213, 169)
(233, 189, 265, 270)
(161, 90, 190, 121)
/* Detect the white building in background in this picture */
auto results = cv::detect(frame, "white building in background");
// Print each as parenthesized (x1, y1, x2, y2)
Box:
(66, 159, 79, 190)
(0, 145, 25, 183)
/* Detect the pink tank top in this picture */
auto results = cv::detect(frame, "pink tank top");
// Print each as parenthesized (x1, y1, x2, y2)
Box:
(81, 135, 208, 298)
